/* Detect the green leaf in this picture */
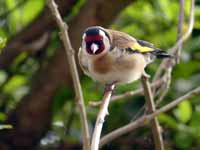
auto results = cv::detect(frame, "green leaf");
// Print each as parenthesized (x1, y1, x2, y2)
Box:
(3, 75, 27, 94)
(174, 131, 193, 149)
(158, 113, 178, 129)
(0, 124, 13, 130)
(21, 0, 45, 25)
(5, 0, 45, 34)
(0, 112, 7, 121)
(0, 70, 7, 85)
(189, 109, 200, 138)
(53, 86, 73, 114)
(6, 0, 22, 33)
(0, 36, 7, 49)
(174, 101, 192, 123)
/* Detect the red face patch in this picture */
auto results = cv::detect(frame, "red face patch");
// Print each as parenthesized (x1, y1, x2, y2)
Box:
(85, 35, 103, 42)
(84, 35, 105, 55)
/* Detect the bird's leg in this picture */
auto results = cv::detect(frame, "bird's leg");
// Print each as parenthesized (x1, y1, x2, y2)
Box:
(142, 70, 151, 78)
(104, 82, 116, 93)
(102, 82, 116, 115)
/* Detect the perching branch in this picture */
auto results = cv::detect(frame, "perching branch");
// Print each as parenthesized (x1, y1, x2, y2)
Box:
(91, 84, 115, 150)
(89, 79, 164, 107)
(141, 75, 164, 150)
(47, 1, 90, 150)
(90, 2, 195, 150)
(100, 86, 200, 147)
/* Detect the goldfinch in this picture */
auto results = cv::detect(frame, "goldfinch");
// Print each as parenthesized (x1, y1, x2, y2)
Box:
(78, 26, 172, 85)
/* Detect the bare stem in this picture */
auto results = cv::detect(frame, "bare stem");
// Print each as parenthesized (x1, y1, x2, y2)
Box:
(91, 84, 115, 150)
(153, 0, 194, 104)
(170, 0, 194, 53)
(153, 0, 195, 82)
(156, 68, 172, 105)
(175, 0, 185, 64)
(100, 86, 200, 147)
(141, 75, 164, 150)
(47, 1, 90, 150)
(155, 0, 194, 104)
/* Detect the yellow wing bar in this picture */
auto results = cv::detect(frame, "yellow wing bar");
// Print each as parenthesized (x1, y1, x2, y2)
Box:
(131, 42, 154, 53)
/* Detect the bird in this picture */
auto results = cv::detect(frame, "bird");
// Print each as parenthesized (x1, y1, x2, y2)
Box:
(78, 26, 173, 90)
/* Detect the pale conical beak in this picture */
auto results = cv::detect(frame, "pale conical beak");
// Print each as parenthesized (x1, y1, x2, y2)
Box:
(91, 43, 99, 54)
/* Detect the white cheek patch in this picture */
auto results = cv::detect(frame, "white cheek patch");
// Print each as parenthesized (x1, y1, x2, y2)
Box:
(99, 30, 106, 37)
(99, 30, 110, 51)
(82, 33, 86, 40)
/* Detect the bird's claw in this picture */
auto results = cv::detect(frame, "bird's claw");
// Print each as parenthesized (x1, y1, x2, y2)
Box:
(142, 71, 151, 78)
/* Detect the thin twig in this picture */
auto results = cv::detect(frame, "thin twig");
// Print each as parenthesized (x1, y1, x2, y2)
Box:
(89, 79, 163, 107)
(170, 0, 194, 53)
(130, 104, 145, 122)
(141, 75, 164, 150)
(91, 84, 115, 150)
(47, 1, 90, 150)
(100, 86, 200, 147)
(155, 0, 192, 105)
(155, 0, 185, 104)
(175, 0, 185, 64)
(153, 0, 195, 82)
(156, 68, 172, 105)
(64, 103, 76, 135)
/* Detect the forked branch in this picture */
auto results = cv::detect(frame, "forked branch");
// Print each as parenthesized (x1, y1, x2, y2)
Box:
(153, 0, 195, 82)
(100, 86, 200, 147)
(89, 79, 164, 107)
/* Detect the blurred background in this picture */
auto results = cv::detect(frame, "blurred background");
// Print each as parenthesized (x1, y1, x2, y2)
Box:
(0, 0, 200, 150)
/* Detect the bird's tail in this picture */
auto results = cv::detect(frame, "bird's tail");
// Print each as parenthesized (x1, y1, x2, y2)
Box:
(151, 49, 174, 59)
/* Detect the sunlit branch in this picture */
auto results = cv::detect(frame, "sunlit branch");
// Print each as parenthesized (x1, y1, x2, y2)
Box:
(91, 84, 115, 150)
(100, 86, 200, 147)
(153, 0, 195, 82)
(141, 75, 164, 150)
(89, 79, 163, 107)
(47, 1, 90, 150)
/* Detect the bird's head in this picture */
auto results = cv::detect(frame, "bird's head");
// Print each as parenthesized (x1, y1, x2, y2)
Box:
(82, 26, 111, 56)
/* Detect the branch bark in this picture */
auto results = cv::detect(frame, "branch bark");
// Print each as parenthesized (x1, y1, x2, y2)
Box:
(91, 84, 115, 150)
(153, 0, 194, 105)
(175, 0, 185, 64)
(100, 86, 200, 147)
(47, 0, 90, 150)
(89, 79, 163, 107)
(141, 75, 164, 150)
(153, 0, 195, 82)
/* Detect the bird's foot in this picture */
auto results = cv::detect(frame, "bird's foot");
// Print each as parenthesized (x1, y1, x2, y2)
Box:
(104, 82, 116, 93)
(142, 71, 151, 78)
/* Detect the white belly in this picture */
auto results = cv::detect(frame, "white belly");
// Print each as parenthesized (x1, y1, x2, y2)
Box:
(89, 69, 142, 84)
(87, 52, 146, 85)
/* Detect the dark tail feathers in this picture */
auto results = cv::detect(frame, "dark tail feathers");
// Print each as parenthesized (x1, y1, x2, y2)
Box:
(151, 49, 174, 59)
